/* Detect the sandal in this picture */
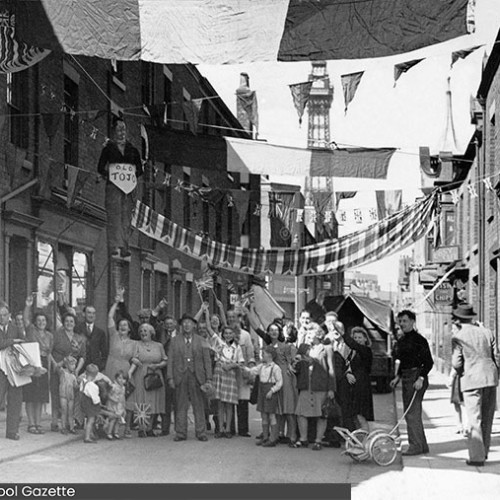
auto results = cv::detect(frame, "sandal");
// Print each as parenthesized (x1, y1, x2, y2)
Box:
(27, 426, 38, 434)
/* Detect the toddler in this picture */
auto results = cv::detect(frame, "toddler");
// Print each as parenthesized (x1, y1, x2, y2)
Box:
(57, 356, 78, 434)
(104, 371, 127, 440)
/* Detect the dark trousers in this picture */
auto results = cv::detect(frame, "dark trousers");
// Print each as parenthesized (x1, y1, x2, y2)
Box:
(162, 383, 176, 433)
(105, 183, 134, 252)
(0, 371, 22, 437)
(402, 368, 429, 453)
(174, 371, 206, 439)
(463, 386, 496, 462)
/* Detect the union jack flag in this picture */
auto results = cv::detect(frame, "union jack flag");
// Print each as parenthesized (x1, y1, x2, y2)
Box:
(240, 289, 255, 307)
(195, 276, 214, 293)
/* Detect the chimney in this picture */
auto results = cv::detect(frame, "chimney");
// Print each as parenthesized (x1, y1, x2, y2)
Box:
(236, 72, 257, 138)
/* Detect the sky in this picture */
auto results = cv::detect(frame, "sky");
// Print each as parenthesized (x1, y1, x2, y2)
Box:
(199, 0, 500, 291)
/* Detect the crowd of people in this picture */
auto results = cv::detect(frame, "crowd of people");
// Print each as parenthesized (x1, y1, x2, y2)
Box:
(0, 292, 377, 450)
(1, 293, 497, 466)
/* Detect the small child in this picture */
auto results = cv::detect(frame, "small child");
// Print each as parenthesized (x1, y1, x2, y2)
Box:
(245, 346, 283, 447)
(104, 371, 127, 440)
(79, 364, 103, 444)
(57, 356, 78, 434)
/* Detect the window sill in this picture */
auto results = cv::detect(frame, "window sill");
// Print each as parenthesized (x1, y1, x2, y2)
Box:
(112, 75, 126, 92)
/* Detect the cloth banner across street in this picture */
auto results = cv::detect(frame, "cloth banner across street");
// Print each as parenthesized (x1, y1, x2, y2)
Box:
(132, 193, 437, 277)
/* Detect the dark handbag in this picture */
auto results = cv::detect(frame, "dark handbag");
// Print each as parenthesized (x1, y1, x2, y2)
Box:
(249, 375, 260, 405)
(125, 379, 135, 399)
(321, 397, 342, 421)
(144, 368, 163, 392)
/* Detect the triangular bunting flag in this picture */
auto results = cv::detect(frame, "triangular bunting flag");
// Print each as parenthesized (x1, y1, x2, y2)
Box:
(335, 191, 357, 209)
(230, 190, 251, 233)
(66, 165, 91, 208)
(341, 71, 364, 114)
(394, 59, 424, 86)
(183, 98, 203, 135)
(42, 112, 62, 144)
(451, 45, 484, 67)
(288, 81, 313, 125)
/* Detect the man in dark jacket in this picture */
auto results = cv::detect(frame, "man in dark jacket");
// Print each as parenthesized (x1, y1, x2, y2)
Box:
(75, 306, 108, 372)
(390, 310, 433, 456)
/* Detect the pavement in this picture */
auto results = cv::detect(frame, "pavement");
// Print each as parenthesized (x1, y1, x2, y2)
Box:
(1, 371, 500, 499)
(353, 369, 500, 500)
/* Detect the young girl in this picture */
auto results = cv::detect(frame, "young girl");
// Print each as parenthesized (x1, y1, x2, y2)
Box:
(79, 364, 103, 444)
(204, 306, 244, 438)
(246, 346, 283, 447)
(57, 356, 78, 434)
(104, 371, 127, 440)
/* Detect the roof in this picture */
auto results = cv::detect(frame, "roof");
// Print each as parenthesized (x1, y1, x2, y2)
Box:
(477, 28, 500, 99)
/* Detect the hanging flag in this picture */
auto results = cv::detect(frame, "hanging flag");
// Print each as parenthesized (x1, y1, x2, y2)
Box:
(324, 211, 333, 223)
(451, 45, 483, 67)
(236, 90, 258, 134)
(183, 98, 203, 135)
(354, 209, 363, 224)
(0, 6, 50, 73)
(394, 59, 424, 86)
(338, 210, 347, 224)
(376, 190, 403, 219)
(230, 190, 251, 233)
(341, 71, 363, 114)
(483, 178, 493, 191)
(162, 173, 172, 187)
(288, 80, 312, 125)
(15, 1, 472, 64)
(467, 184, 478, 198)
(296, 209, 304, 223)
(450, 190, 460, 204)
(66, 164, 91, 208)
(269, 192, 296, 247)
(225, 279, 237, 295)
(42, 113, 62, 145)
(368, 208, 378, 221)
(249, 284, 285, 329)
(240, 288, 255, 308)
(419, 146, 441, 178)
(335, 191, 357, 209)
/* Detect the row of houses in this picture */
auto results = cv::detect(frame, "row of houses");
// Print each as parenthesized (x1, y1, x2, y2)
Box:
(398, 28, 500, 377)
(0, 54, 261, 327)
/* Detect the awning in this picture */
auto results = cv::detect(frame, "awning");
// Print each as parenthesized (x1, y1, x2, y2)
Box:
(12, 0, 474, 64)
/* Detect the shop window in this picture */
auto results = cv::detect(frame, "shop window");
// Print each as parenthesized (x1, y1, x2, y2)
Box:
(154, 271, 169, 307)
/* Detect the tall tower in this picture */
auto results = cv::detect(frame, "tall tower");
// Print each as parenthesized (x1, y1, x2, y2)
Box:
(307, 61, 334, 148)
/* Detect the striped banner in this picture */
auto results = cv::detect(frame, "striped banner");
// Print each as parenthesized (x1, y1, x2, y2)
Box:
(132, 193, 437, 277)
(0, 10, 49, 73)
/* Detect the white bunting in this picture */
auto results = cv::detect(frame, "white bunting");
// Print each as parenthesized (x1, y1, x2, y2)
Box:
(324, 210, 333, 223)
(468, 185, 478, 198)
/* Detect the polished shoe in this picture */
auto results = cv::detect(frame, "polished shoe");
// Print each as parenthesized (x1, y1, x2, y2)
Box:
(6, 433, 20, 441)
(197, 436, 208, 442)
(173, 436, 186, 442)
(262, 440, 277, 448)
(466, 460, 485, 467)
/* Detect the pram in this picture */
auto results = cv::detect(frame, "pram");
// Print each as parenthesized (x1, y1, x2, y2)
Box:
(333, 391, 417, 466)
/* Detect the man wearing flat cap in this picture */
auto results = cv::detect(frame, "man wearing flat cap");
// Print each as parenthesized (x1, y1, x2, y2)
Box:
(167, 313, 212, 442)
(451, 303, 499, 467)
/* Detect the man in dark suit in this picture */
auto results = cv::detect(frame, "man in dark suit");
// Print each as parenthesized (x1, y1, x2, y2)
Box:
(452, 303, 499, 467)
(0, 301, 25, 440)
(167, 314, 212, 442)
(75, 305, 108, 372)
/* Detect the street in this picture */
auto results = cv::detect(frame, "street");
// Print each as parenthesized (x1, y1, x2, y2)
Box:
(0, 392, 399, 484)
